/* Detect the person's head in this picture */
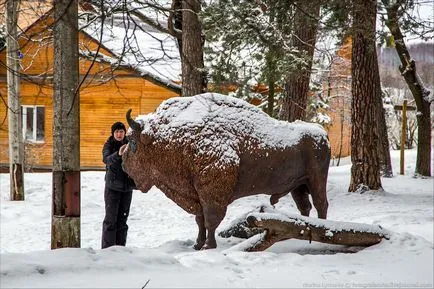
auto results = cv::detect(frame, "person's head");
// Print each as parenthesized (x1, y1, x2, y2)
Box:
(111, 122, 126, 141)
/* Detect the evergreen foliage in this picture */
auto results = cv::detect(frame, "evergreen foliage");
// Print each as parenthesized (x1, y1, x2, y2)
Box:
(201, 0, 302, 105)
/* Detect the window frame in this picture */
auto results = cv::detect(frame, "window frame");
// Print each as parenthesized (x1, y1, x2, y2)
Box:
(21, 105, 45, 143)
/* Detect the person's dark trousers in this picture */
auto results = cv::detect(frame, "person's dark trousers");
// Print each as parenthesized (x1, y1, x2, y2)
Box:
(101, 187, 133, 249)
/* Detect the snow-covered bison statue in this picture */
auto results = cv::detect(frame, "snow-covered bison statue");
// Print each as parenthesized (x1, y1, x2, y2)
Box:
(122, 93, 331, 250)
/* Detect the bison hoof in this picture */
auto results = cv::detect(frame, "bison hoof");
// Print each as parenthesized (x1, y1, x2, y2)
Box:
(193, 237, 205, 250)
(200, 243, 217, 250)
(193, 242, 205, 250)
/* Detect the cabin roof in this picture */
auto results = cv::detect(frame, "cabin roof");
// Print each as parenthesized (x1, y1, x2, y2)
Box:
(0, 1, 181, 94)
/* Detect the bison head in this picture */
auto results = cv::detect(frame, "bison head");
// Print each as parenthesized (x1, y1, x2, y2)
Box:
(123, 109, 154, 193)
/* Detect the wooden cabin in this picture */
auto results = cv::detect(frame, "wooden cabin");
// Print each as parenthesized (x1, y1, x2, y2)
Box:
(0, 6, 181, 171)
(1, 1, 354, 172)
(325, 37, 352, 160)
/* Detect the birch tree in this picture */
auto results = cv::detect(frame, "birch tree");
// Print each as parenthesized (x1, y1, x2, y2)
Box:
(6, 0, 24, 201)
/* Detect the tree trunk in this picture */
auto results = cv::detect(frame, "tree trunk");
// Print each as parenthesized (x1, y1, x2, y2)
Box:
(242, 214, 388, 252)
(169, 0, 183, 59)
(337, 107, 344, 166)
(375, 46, 392, 177)
(382, 0, 431, 177)
(378, 102, 393, 177)
(6, 0, 24, 201)
(220, 207, 389, 252)
(265, 7, 277, 117)
(348, 0, 383, 192)
(52, 0, 81, 249)
(279, 1, 320, 122)
(267, 80, 275, 117)
(181, 0, 205, 96)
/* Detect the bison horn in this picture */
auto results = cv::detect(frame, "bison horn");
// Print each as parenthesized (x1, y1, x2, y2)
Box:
(126, 109, 141, 131)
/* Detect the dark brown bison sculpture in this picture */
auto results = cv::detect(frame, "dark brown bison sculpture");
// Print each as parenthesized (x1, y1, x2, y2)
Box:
(123, 93, 331, 250)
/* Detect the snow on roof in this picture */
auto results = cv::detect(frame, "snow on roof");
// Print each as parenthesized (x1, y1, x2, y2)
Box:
(81, 17, 181, 83)
(134, 93, 329, 168)
(0, 2, 181, 87)
(80, 49, 181, 92)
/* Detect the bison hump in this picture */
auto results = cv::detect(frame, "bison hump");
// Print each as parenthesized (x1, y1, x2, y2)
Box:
(135, 93, 329, 167)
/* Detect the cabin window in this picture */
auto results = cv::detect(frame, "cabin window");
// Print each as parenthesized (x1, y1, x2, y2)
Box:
(21, 106, 45, 142)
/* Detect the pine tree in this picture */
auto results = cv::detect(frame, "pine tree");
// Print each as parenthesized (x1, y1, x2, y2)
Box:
(202, 0, 302, 116)
(181, 0, 205, 96)
(279, 1, 321, 122)
(348, 0, 383, 192)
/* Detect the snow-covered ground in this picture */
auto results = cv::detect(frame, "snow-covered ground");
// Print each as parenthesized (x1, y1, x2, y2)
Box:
(1, 149, 433, 288)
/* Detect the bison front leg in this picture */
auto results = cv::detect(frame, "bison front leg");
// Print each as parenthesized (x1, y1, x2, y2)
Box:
(194, 165, 238, 249)
(201, 205, 227, 250)
(193, 215, 206, 250)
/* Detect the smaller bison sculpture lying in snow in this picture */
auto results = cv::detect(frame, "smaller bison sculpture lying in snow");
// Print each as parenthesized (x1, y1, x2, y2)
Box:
(122, 93, 331, 250)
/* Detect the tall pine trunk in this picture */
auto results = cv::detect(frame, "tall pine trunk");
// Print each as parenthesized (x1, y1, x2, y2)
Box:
(181, 0, 205, 96)
(280, 1, 320, 122)
(382, 0, 431, 177)
(265, 5, 277, 117)
(374, 45, 393, 177)
(51, 0, 81, 249)
(348, 0, 382, 192)
(6, 0, 24, 201)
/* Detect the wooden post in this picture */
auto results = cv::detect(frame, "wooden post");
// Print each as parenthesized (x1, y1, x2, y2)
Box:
(394, 100, 416, 175)
(400, 100, 407, 175)
(51, 0, 80, 249)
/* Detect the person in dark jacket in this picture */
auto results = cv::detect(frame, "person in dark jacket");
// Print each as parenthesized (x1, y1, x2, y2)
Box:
(101, 121, 136, 249)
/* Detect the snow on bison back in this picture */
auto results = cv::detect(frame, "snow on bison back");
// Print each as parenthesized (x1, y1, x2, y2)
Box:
(123, 93, 331, 250)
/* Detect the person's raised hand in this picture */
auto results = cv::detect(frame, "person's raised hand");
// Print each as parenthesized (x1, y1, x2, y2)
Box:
(119, 144, 128, 156)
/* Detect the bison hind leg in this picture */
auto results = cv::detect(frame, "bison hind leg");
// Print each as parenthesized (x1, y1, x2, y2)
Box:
(307, 176, 328, 219)
(270, 194, 280, 206)
(291, 184, 312, 217)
